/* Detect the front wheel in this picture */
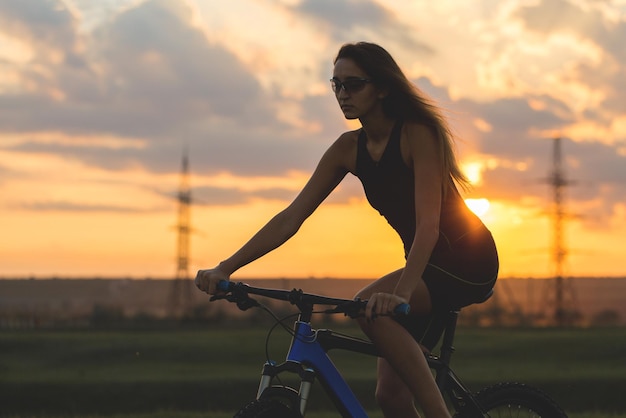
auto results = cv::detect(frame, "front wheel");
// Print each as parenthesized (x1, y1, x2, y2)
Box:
(233, 386, 303, 418)
(470, 382, 567, 418)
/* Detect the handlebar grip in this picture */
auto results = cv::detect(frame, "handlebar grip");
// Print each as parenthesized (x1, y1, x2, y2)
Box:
(394, 303, 411, 316)
(216, 280, 232, 292)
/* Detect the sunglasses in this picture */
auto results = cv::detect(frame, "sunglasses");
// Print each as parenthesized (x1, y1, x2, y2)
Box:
(330, 77, 372, 94)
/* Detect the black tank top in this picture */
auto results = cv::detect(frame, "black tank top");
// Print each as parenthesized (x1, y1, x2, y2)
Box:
(355, 120, 485, 257)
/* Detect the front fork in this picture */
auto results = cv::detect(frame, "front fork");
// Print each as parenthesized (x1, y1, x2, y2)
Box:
(256, 360, 316, 416)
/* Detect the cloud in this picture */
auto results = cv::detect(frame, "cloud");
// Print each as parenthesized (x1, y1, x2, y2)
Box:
(0, 0, 334, 178)
(290, 0, 434, 54)
(92, 0, 272, 127)
(514, 0, 626, 63)
(514, 0, 626, 115)
(1, 0, 625, 222)
(473, 133, 626, 228)
(15, 200, 161, 213)
(515, 0, 601, 38)
(190, 185, 300, 206)
(0, 0, 271, 136)
(412, 75, 626, 221)
(0, 0, 79, 53)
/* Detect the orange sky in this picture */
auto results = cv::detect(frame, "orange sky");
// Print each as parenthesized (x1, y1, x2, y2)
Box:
(1, 0, 625, 279)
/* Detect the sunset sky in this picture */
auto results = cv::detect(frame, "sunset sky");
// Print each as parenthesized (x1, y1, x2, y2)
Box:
(1, 0, 625, 280)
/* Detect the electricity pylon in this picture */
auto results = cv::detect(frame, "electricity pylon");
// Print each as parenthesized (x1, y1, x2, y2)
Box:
(169, 150, 194, 317)
(544, 137, 579, 326)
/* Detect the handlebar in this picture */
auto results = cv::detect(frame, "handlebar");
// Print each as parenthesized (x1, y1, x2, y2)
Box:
(214, 280, 410, 317)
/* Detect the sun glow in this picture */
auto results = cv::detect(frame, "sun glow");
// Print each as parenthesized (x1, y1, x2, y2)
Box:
(465, 198, 490, 217)
(462, 162, 484, 185)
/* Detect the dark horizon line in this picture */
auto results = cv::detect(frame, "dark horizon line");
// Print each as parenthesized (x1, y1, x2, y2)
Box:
(1, 275, 625, 281)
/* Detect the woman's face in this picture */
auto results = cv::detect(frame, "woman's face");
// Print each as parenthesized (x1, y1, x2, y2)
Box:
(332, 58, 385, 120)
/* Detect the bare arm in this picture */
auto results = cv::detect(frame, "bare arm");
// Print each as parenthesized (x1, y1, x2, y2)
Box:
(196, 135, 354, 294)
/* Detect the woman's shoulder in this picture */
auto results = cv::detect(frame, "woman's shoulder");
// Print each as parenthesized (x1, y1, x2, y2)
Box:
(400, 120, 438, 149)
(401, 120, 434, 137)
(331, 129, 361, 151)
(398, 120, 440, 165)
(337, 128, 361, 142)
(321, 129, 360, 173)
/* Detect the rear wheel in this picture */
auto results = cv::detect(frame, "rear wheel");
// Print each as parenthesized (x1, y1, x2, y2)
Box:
(233, 386, 302, 418)
(470, 382, 568, 417)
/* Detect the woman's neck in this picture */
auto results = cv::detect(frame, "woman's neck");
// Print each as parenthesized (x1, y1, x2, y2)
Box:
(359, 114, 396, 143)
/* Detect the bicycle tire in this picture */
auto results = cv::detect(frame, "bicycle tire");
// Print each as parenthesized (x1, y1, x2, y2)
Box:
(464, 382, 568, 418)
(233, 386, 303, 418)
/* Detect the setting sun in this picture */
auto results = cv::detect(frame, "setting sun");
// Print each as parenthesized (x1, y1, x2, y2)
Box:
(465, 198, 490, 217)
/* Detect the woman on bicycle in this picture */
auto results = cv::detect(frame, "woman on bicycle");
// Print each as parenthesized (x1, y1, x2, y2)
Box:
(196, 41, 498, 418)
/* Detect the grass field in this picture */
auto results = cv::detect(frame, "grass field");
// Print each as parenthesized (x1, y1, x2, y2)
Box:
(1, 325, 625, 417)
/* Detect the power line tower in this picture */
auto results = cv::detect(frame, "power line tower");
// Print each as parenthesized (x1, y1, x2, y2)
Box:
(169, 150, 194, 317)
(544, 137, 579, 326)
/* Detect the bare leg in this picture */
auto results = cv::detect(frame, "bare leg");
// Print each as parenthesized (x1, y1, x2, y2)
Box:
(376, 357, 421, 418)
(357, 270, 451, 418)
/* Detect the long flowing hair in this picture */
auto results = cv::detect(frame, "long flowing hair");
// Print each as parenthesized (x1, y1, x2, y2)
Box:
(334, 42, 470, 193)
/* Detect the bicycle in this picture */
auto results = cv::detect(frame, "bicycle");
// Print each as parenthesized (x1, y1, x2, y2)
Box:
(210, 280, 567, 418)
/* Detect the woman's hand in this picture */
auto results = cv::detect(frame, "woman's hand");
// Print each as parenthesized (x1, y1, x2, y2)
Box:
(365, 292, 408, 320)
(195, 266, 230, 295)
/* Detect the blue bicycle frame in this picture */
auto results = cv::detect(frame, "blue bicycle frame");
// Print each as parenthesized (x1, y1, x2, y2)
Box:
(215, 279, 411, 417)
(254, 314, 482, 418)
(284, 320, 369, 417)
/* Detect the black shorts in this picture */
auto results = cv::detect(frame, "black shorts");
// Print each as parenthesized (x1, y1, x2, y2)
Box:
(394, 309, 451, 351)
(397, 228, 499, 350)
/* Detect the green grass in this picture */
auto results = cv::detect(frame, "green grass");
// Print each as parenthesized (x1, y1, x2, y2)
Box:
(1, 326, 625, 417)
(3, 413, 626, 418)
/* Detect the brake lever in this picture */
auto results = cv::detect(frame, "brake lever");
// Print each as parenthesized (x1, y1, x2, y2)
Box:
(235, 296, 259, 311)
(209, 294, 227, 302)
(329, 299, 366, 319)
(210, 292, 260, 311)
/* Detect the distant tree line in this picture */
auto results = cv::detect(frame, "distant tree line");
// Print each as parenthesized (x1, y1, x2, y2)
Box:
(0, 298, 622, 329)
